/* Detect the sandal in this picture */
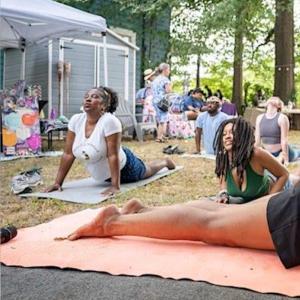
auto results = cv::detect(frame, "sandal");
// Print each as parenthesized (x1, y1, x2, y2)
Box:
(163, 145, 178, 155)
(173, 147, 185, 155)
(163, 145, 173, 152)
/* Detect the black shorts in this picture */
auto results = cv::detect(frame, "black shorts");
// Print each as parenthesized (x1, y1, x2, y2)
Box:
(267, 186, 300, 268)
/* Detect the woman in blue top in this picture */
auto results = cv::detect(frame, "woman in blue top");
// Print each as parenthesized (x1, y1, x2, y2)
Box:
(152, 63, 172, 142)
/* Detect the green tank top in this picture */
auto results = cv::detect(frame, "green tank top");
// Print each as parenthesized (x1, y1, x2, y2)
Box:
(226, 163, 270, 202)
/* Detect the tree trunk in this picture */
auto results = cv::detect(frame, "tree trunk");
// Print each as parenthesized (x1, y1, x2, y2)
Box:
(274, 0, 294, 103)
(196, 54, 200, 88)
(232, 22, 244, 115)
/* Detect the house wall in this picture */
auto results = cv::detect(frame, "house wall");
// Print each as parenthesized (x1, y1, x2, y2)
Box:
(62, 0, 171, 89)
(0, 50, 4, 89)
(3, 48, 22, 88)
(25, 43, 48, 99)
(56, 32, 136, 117)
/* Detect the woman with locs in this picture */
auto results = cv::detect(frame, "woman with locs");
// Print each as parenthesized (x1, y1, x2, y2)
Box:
(45, 86, 175, 196)
(214, 117, 300, 204)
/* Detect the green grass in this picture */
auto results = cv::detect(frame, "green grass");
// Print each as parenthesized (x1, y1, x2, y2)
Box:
(1, 131, 299, 228)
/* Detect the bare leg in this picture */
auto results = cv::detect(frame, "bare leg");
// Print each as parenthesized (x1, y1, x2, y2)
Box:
(121, 198, 226, 215)
(157, 123, 166, 141)
(185, 111, 199, 121)
(68, 194, 275, 251)
(184, 199, 229, 211)
(143, 158, 176, 178)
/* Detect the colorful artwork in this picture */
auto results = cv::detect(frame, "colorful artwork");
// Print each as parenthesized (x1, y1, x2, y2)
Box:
(1, 81, 42, 156)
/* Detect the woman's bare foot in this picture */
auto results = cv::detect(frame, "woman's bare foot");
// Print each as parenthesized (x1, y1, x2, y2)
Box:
(120, 198, 146, 214)
(165, 158, 176, 170)
(67, 205, 120, 241)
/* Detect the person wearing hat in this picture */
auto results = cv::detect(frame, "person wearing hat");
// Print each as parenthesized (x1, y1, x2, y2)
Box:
(194, 96, 228, 155)
(135, 69, 156, 102)
(144, 68, 156, 82)
(255, 96, 300, 164)
(135, 69, 157, 123)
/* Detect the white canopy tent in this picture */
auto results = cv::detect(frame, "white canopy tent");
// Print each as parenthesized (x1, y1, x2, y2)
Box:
(0, 0, 108, 80)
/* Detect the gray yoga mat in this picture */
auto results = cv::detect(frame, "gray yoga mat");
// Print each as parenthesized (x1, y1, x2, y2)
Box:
(21, 166, 183, 204)
(182, 152, 216, 160)
(0, 151, 63, 162)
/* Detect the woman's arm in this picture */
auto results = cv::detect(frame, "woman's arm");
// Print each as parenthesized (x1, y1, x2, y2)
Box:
(279, 114, 290, 164)
(104, 132, 122, 195)
(194, 127, 202, 153)
(254, 147, 289, 194)
(254, 114, 263, 147)
(165, 83, 172, 94)
(44, 130, 76, 192)
(216, 176, 230, 203)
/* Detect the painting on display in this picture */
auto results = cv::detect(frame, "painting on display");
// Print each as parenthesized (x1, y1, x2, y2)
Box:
(1, 80, 42, 156)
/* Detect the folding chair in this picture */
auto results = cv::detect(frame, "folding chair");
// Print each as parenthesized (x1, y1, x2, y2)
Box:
(115, 101, 157, 142)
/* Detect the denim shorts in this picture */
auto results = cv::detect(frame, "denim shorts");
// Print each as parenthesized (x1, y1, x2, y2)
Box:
(120, 147, 146, 183)
(267, 186, 300, 268)
(271, 145, 300, 162)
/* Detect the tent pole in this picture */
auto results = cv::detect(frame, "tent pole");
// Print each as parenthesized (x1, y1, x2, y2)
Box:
(20, 38, 26, 80)
(48, 40, 53, 118)
(20, 48, 26, 80)
(102, 32, 108, 86)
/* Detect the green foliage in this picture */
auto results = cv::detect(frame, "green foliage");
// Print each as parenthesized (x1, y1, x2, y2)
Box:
(56, 0, 93, 10)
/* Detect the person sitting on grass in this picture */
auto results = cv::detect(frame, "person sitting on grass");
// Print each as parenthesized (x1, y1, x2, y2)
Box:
(182, 88, 207, 120)
(45, 86, 175, 196)
(194, 96, 228, 155)
(59, 186, 300, 270)
(213, 117, 300, 204)
(255, 96, 300, 165)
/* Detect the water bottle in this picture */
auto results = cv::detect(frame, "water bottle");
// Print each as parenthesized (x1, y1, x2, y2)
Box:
(1, 226, 17, 244)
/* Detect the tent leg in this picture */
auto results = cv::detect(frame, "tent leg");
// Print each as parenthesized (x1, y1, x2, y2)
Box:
(102, 32, 108, 86)
(20, 48, 26, 80)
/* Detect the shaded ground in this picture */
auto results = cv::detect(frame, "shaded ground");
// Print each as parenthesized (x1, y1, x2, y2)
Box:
(1, 266, 290, 300)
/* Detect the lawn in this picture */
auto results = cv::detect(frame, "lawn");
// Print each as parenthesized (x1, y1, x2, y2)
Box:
(1, 131, 299, 229)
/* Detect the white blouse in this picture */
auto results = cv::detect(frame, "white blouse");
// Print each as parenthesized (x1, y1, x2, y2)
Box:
(68, 112, 126, 182)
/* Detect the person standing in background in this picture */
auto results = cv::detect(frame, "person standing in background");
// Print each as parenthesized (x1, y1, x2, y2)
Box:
(152, 63, 172, 142)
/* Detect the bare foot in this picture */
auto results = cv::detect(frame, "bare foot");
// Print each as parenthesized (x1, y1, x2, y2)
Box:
(67, 205, 120, 241)
(165, 158, 176, 170)
(120, 198, 146, 214)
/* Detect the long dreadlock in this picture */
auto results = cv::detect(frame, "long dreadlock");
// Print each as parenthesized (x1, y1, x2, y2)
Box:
(213, 117, 255, 188)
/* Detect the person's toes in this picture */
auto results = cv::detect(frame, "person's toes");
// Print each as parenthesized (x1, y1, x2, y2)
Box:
(121, 198, 145, 214)
(68, 233, 80, 241)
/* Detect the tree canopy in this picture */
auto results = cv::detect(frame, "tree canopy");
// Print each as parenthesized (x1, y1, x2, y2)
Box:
(58, 0, 299, 106)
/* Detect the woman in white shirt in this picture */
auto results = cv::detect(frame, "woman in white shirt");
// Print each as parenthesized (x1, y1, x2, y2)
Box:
(45, 86, 175, 196)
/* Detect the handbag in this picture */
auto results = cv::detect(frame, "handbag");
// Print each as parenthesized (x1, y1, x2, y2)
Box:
(157, 96, 169, 112)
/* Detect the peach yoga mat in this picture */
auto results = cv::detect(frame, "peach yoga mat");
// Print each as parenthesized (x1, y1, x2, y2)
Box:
(1, 208, 299, 297)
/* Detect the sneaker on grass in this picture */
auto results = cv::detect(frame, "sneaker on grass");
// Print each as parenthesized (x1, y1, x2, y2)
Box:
(11, 168, 42, 194)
